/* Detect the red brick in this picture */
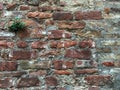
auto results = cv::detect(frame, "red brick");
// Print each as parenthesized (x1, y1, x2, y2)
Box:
(102, 62, 114, 67)
(0, 2, 3, 10)
(50, 41, 58, 48)
(27, 11, 39, 18)
(58, 21, 86, 29)
(53, 60, 74, 70)
(2, 71, 26, 77)
(22, 19, 39, 28)
(39, 6, 62, 11)
(45, 19, 55, 26)
(17, 41, 28, 48)
(20, 5, 30, 10)
(39, 6, 53, 11)
(65, 49, 91, 59)
(75, 69, 98, 74)
(0, 78, 11, 89)
(75, 11, 102, 20)
(54, 70, 72, 75)
(38, 12, 52, 19)
(29, 70, 47, 76)
(85, 75, 112, 86)
(48, 30, 71, 39)
(0, 62, 17, 71)
(0, 40, 7, 48)
(57, 40, 77, 48)
(17, 77, 40, 88)
(6, 3, 16, 10)
(31, 41, 47, 49)
(53, 12, 73, 20)
(45, 76, 58, 86)
(9, 50, 37, 60)
(16, 29, 30, 39)
(79, 39, 95, 48)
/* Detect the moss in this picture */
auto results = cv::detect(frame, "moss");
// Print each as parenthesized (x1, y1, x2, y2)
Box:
(8, 18, 26, 33)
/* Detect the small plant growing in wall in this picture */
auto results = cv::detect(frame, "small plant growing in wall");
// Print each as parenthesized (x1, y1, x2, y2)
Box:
(8, 18, 26, 33)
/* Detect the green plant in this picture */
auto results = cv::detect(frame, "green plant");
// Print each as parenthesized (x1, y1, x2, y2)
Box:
(8, 18, 26, 33)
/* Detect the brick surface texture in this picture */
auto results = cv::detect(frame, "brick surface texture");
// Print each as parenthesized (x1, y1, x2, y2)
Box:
(0, 0, 119, 90)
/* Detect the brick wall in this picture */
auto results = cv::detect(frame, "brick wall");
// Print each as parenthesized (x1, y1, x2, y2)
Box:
(0, 0, 120, 90)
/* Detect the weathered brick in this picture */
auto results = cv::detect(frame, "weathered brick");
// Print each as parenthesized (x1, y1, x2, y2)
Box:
(27, 11, 39, 18)
(89, 86, 100, 90)
(40, 50, 60, 57)
(38, 12, 52, 19)
(76, 30, 102, 38)
(17, 41, 28, 48)
(39, 6, 53, 11)
(2, 71, 26, 77)
(0, 62, 17, 71)
(20, 5, 30, 10)
(29, 70, 47, 76)
(7, 42, 14, 48)
(50, 40, 77, 48)
(30, 29, 44, 38)
(53, 60, 74, 70)
(22, 19, 40, 28)
(35, 61, 51, 69)
(31, 41, 47, 49)
(6, 3, 16, 10)
(57, 21, 86, 29)
(0, 40, 7, 48)
(96, 47, 111, 53)
(85, 75, 112, 86)
(54, 70, 73, 75)
(53, 12, 73, 20)
(65, 49, 91, 59)
(17, 77, 40, 88)
(57, 40, 77, 48)
(48, 30, 71, 39)
(102, 62, 114, 67)
(75, 69, 98, 74)
(75, 11, 102, 20)
(9, 50, 37, 60)
(0, 2, 3, 10)
(79, 39, 95, 48)
(75, 60, 95, 68)
(16, 29, 30, 39)
(45, 76, 58, 86)
(0, 78, 11, 89)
